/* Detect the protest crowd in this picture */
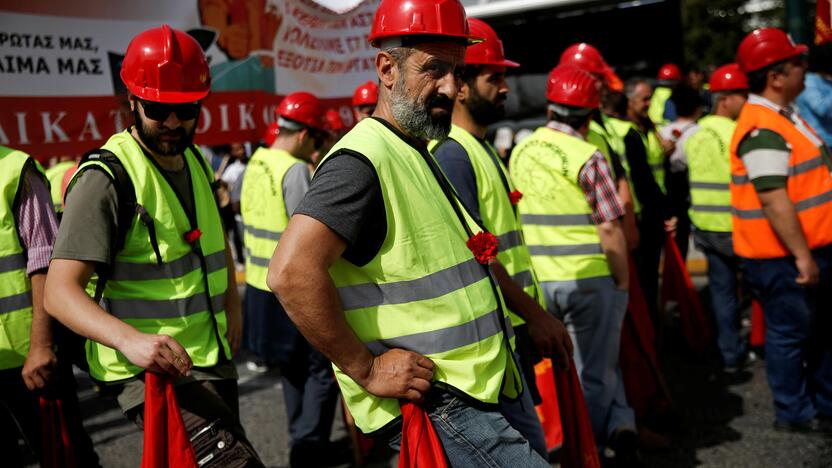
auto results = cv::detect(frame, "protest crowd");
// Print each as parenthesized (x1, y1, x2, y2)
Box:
(2, 0, 832, 467)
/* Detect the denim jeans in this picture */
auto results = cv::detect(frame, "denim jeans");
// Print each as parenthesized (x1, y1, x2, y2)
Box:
(703, 248, 746, 366)
(389, 390, 550, 467)
(499, 357, 548, 458)
(541, 276, 636, 447)
(742, 246, 832, 423)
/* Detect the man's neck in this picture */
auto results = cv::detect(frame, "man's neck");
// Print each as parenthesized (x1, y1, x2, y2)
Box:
(628, 112, 649, 131)
(130, 127, 184, 171)
(452, 103, 487, 139)
(760, 88, 793, 108)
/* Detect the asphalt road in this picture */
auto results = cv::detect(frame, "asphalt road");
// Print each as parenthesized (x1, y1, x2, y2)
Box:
(22, 279, 832, 467)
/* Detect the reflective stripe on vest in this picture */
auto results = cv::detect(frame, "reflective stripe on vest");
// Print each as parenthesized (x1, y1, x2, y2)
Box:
(430, 125, 542, 327)
(240, 148, 304, 291)
(322, 118, 520, 434)
(730, 102, 832, 258)
(0, 147, 39, 370)
(685, 115, 735, 232)
(511, 127, 611, 283)
(70, 131, 230, 382)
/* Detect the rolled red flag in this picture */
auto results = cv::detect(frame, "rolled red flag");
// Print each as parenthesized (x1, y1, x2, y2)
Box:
(39, 396, 78, 468)
(141, 372, 198, 468)
(398, 402, 448, 468)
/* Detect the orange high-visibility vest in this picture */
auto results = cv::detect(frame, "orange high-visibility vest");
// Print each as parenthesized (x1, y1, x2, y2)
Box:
(729, 102, 832, 259)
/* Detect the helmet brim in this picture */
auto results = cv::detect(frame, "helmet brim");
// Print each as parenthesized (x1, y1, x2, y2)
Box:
(125, 82, 209, 104)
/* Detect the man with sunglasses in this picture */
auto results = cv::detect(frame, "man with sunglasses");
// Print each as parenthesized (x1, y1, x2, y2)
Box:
(731, 28, 832, 434)
(45, 25, 264, 465)
(240, 92, 346, 467)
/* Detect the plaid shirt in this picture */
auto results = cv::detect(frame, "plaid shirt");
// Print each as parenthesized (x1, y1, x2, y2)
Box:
(16, 168, 58, 275)
(546, 121, 625, 224)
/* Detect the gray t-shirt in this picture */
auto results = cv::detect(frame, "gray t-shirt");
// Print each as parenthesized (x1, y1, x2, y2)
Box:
(282, 162, 311, 217)
(53, 158, 236, 412)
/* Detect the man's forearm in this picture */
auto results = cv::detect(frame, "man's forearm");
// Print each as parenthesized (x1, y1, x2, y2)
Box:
(44, 260, 137, 351)
(598, 219, 629, 289)
(28, 272, 53, 349)
(759, 188, 812, 259)
(271, 260, 375, 383)
(490, 261, 541, 321)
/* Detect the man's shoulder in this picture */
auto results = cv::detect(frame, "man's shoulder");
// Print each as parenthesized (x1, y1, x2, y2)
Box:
(432, 138, 469, 163)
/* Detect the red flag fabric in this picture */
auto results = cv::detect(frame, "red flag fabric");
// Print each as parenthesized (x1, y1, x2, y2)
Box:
(141, 372, 198, 468)
(534, 358, 564, 452)
(398, 402, 448, 468)
(817, 0, 832, 44)
(620, 258, 673, 419)
(39, 396, 78, 468)
(751, 299, 766, 347)
(553, 359, 601, 468)
(661, 234, 712, 355)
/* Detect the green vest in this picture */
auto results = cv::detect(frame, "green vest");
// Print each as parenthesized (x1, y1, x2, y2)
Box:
(588, 120, 613, 166)
(45, 160, 75, 211)
(684, 115, 734, 232)
(240, 148, 305, 291)
(603, 116, 642, 214)
(68, 131, 230, 382)
(648, 85, 672, 125)
(0, 147, 44, 370)
(510, 127, 611, 283)
(321, 118, 520, 434)
(430, 125, 542, 328)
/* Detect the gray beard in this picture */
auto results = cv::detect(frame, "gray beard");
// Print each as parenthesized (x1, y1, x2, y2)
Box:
(390, 77, 451, 141)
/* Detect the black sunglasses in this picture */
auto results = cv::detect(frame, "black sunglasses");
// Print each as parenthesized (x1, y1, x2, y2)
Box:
(139, 99, 201, 122)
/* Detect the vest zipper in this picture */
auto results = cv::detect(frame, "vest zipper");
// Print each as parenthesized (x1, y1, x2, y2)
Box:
(142, 146, 230, 362)
(417, 147, 524, 400)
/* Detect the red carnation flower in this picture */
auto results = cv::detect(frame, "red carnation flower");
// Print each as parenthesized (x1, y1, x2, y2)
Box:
(671, 128, 682, 139)
(184, 228, 202, 244)
(509, 190, 523, 206)
(466, 231, 499, 265)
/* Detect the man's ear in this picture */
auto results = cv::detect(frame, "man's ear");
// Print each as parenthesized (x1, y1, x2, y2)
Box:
(377, 51, 398, 90)
(128, 95, 137, 112)
(457, 80, 470, 103)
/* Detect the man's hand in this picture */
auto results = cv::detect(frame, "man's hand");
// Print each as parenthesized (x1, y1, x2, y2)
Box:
(225, 297, 243, 356)
(22, 345, 58, 391)
(664, 216, 678, 232)
(526, 307, 573, 370)
(117, 331, 192, 377)
(795, 254, 820, 286)
(357, 349, 434, 403)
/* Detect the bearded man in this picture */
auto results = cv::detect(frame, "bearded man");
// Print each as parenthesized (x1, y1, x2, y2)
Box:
(266, 0, 551, 465)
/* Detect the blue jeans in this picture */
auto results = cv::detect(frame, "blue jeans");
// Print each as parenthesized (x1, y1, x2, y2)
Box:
(541, 276, 635, 446)
(390, 391, 550, 467)
(742, 247, 832, 423)
(703, 248, 746, 366)
(499, 359, 548, 458)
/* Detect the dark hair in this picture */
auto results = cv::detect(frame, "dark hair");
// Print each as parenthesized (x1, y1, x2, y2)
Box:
(747, 61, 788, 94)
(602, 90, 629, 117)
(809, 42, 832, 75)
(670, 84, 701, 118)
(461, 65, 482, 87)
(624, 78, 649, 99)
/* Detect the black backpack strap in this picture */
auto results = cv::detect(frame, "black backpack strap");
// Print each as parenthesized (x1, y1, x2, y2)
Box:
(77, 149, 138, 301)
(189, 144, 223, 193)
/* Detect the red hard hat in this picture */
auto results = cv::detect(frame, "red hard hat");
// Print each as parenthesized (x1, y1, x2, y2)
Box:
(736, 27, 808, 73)
(352, 81, 378, 107)
(277, 92, 326, 131)
(324, 108, 345, 132)
(546, 65, 600, 109)
(709, 63, 749, 92)
(464, 18, 519, 68)
(657, 63, 683, 82)
(264, 122, 279, 147)
(120, 25, 211, 103)
(368, 0, 472, 47)
(559, 43, 607, 75)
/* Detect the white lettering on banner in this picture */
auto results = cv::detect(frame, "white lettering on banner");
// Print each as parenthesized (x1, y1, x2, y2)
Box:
(0, 122, 8, 145)
(41, 112, 68, 143)
(238, 104, 255, 130)
(78, 112, 102, 141)
(197, 107, 211, 135)
(15, 113, 29, 145)
(219, 104, 230, 132)
(109, 109, 127, 133)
